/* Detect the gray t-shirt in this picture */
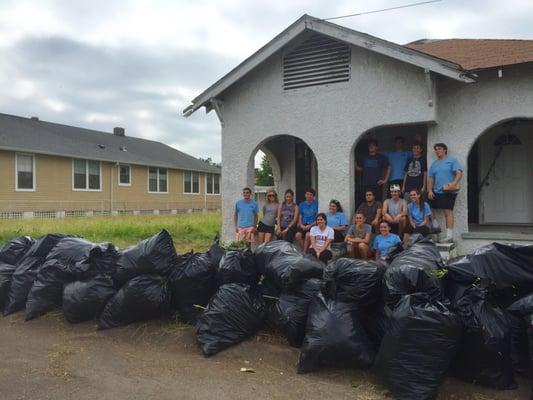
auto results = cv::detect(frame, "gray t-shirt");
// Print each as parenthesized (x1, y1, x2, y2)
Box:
(384, 198, 405, 218)
(346, 223, 372, 239)
(261, 203, 278, 226)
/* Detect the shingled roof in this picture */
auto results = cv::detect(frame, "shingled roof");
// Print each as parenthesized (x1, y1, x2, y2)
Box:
(406, 39, 533, 71)
(0, 113, 220, 174)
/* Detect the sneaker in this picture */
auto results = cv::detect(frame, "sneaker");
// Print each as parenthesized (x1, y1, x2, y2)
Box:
(440, 236, 454, 244)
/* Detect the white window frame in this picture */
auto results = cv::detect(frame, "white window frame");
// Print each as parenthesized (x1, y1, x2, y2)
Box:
(147, 166, 168, 194)
(118, 164, 131, 186)
(72, 159, 102, 192)
(15, 153, 36, 192)
(183, 170, 200, 195)
(205, 173, 220, 195)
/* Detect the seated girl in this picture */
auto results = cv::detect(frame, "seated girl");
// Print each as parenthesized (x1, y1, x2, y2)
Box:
(373, 221, 402, 260)
(404, 189, 432, 247)
(307, 213, 334, 264)
(325, 199, 349, 242)
(345, 213, 372, 259)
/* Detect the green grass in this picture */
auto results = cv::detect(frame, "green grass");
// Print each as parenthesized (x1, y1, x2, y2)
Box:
(0, 212, 222, 253)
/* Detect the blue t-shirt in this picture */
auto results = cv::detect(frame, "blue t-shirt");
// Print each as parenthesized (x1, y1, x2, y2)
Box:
(373, 234, 401, 256)
(358, 153, 389, 187)
(325, 211, 348, 229)
(299, 200, 318, 225)
(408, 202, 432, 226)
(429, 156, 463, 193)
(386, 151, 412, 181)
(234, 199, 259, 228)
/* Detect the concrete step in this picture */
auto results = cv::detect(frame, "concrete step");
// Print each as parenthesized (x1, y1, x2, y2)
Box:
(436, 241, 457, 261)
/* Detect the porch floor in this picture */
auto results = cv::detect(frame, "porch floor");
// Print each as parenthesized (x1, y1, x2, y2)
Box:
(464, 224, 533, 241)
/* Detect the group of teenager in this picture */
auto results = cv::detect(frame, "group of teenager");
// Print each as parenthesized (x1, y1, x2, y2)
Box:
(234, 137, 463, 264)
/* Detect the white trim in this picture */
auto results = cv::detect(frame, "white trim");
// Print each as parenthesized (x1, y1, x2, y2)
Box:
(118, 164, 131, 186)
(183, 170, 201, 195)
(205, 173, 221, 196)
(15, 152, 36, 192)
(72, 158, 102, 192)
(147, 166, 169, 194)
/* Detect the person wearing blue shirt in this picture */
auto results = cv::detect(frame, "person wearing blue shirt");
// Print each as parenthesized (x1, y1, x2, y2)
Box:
(404, 189, 432, 246)
(325, 199, 349, 242)
(355, 139, 390, 201)
(427, 143, 463, 243)
(234, 187, 259, 245)
(295, 188, 318, 251)
(373, 221, 402, 260)
(385, 136, 412, 190)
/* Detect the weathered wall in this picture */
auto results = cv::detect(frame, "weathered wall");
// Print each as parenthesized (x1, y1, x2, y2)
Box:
(0, 150, 221, 212)
(220, 40, 436, 242)
(428, 63, 533, 254)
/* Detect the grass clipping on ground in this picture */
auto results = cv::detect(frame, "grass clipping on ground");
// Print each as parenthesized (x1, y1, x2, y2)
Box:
(0, 212, 221, 251)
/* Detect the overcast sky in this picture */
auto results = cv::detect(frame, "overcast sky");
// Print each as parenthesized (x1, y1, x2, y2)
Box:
(1, 0, 532, 163)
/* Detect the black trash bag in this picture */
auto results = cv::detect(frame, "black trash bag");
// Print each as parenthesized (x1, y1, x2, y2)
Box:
(113, 230, 177, 285)
(63, 275, 117, 323)
(256, 241, 324, 290)
(322, 258, 384, 307)
(374, 293, 462, 400)
(195, 283, 266, 356)
(207, 236, 225, 267)
(98, 274, 171, 330)
(254, 240, 297, 275)
(447, 243, 533, 301)
(297, 292, 375, 374)
(0, 236, 34, 265)
(383, 238, 445, 308)
(267, 278, 321, 347)
(452, 285, 516, 389)
(507, 294, 533, 372)
(0, 262, 16, 309)
(169, 251, 218, 324)
(217, 249, 259, 287)
(360, 301, 393, 349)
(3, 233, 69, 315)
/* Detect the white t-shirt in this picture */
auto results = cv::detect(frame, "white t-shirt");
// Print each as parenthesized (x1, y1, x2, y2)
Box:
(310, 225, 335, 251)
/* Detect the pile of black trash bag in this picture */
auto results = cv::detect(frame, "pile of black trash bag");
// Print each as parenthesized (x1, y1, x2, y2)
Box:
(2, 231, 533, 399)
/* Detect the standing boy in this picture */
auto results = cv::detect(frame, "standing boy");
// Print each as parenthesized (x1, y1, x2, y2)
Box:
(386, 136, 411, 189)
(427, 143, 463, 243)
(234, 187, 259, 244)
(402, 141, 427, 197)
(356, 139, 390, 201)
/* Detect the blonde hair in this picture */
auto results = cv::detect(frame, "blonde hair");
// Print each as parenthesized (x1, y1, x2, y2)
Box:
(266, 190, 279, 204)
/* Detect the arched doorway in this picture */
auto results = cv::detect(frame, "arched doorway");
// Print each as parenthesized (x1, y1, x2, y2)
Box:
(248, 135, 318, 206)
(352, 123, 428, 207)
(467, 118, 533, 225)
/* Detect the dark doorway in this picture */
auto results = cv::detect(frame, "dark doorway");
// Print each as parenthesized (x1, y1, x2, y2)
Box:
(295, 139, 318, 203)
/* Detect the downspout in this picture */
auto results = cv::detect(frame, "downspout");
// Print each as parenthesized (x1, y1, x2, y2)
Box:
(204, 173, 207, 210)
(110, 163, 118, 214)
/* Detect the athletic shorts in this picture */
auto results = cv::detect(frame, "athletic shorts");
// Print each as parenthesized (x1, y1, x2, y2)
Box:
(280, 225, 296, 242)
(296, 226, 312, 236)
(236, 226, 255, 242)
(430, 192, 457, 210)
(257, 221, 275, 234)
(307, 247, 332, 264)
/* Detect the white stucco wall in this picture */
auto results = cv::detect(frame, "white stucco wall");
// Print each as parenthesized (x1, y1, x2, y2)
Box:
(428, 63, 533, 254)
(220, 40, 437, 243)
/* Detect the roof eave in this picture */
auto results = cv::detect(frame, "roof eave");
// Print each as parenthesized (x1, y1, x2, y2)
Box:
(183, 15, 475, 117)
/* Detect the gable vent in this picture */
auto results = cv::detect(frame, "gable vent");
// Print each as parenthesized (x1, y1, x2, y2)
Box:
(283, 34, 351, 90)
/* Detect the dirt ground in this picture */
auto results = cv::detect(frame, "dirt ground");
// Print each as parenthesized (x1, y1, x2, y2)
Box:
(0, 313, 530, 400)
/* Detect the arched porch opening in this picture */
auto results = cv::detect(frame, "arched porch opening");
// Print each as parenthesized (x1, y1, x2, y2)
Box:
(248, 135, 318, 208)
(467, 118, 533, 229)
(351, 123, 428, 208)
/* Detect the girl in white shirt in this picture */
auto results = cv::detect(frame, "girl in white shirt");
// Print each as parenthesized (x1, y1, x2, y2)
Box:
(308, 212, 334, 264)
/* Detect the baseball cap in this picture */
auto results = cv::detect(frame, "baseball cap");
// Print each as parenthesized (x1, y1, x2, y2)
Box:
(390, 184, 401, 191)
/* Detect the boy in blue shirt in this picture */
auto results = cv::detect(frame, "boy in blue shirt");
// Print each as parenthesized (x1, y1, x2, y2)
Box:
(356, 139, 390, 201)
(385, 136, 411, 189)
(428, 143, 463, 243)
(295, 188, 318, 251)
(234, 187, 259, 245)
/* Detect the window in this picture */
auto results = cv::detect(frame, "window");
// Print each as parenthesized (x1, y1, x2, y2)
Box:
(73, 159, 101, 190)
(184, 171, 200, 194)
(16, 153, 35, 191)
(206, 173, 220, 194)
(148, 167, 168, 193)
(119, 164, 131, 186)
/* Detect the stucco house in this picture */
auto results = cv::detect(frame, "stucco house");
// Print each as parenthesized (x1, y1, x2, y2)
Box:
(184, 15, 533, 254)
(0, 113, 221, 217)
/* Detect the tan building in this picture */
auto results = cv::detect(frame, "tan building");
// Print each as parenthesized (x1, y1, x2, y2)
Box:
(0, 113, 221, 217)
